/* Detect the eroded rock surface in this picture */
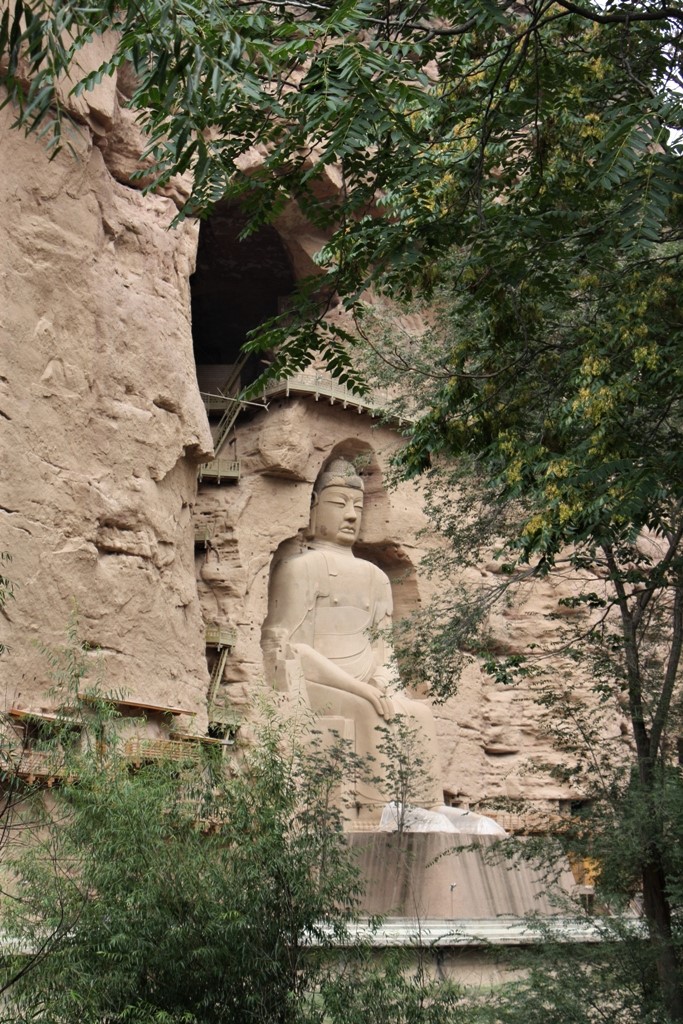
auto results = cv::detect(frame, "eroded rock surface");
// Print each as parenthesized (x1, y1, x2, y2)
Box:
(0, 105, 212, 719)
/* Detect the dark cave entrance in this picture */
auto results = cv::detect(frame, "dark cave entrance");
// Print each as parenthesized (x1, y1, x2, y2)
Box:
(190, 202, 296, 399)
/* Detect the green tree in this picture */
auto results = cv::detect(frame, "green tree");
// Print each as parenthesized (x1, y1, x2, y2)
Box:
(2, 701, 493, 1024)
(1, 710, 369, 1024)
(476, 931, 675, 1024)
(319, 949, 468, 1024)
(358, 238, 683, 1016)
(348, 228, 681, 1015)
(374, 714, 436, 835)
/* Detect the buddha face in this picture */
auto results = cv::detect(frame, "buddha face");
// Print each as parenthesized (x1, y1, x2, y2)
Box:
(312, 485, 364, 546)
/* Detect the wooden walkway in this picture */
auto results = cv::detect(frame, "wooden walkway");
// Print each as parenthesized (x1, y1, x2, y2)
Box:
(198, 368, 408, 471)
(261, 371, 393, 418)
(198, 459, 241, 484)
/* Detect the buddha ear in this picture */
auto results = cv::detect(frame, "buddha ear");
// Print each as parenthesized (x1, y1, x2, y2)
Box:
(307, 493, 319, 537)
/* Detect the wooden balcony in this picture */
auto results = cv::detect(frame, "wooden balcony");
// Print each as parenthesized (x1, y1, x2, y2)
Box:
(207, 704, 240, 743)
(197, 368, 412, 467)
(205, 624, 237, 649)
(200, 392, 236, 413)
(194, 522, 214, 547)
(260, 372, 408, 422)
(123, 738, 202, 766)
(479, 808, 567, 835)
(1, 749, 69, 785)
(170, 731, 233, 749)
(198, 459, 241, 485)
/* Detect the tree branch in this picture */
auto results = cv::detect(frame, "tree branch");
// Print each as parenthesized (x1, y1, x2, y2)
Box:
(632, 517, 683, 629)
(552, 0, 683, 24)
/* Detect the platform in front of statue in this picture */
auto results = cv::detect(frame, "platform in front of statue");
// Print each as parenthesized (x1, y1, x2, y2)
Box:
(346, 831, 576, 920)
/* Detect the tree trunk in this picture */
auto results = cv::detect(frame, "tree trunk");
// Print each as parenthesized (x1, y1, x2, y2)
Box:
(605, 545, 683, 1020)
(641, 855, 683, 1022)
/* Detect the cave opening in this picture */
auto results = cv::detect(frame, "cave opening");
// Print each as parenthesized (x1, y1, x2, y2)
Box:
(190, 202, 296, 399)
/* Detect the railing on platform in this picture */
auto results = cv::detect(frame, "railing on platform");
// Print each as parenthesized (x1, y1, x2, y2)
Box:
(198, 459, 241, 484)
(200, 392, 236, 413)
(5, 749, 68, 784)
(197, 364, 412, 473)
(479, 809, 567, 835)
(261, 372, 393, 417)
(124, 737, 201, 766)
(205, 624, 238, 649)
(207, 704, 240, 733)
(194, 523, 214, 546)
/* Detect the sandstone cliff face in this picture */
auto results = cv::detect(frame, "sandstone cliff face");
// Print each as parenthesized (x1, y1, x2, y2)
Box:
(0, 84, 625, 813)
(0, 102, 213, 719)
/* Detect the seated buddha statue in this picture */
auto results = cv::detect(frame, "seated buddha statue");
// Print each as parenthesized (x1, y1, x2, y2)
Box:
(261, 457, 443, 820)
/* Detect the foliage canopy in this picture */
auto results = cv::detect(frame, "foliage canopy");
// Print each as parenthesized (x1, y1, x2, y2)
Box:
(1, 0, 681, 383)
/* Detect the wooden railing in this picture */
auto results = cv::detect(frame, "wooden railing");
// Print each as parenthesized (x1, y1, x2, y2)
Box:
(479, 809, 568, 835)
(197, 366, 412, 474)
(260, 372, 394, 417)
(194, 523, 214, 546)
(205, 624, 238, 648)
(198, 459, 241, 484)
(7, 749, 68, 783)
(124, 738, 201, 766)
(200, 392, 237, 413)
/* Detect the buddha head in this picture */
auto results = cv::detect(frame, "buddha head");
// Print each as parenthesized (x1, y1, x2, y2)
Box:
(309, 458, 364, 547)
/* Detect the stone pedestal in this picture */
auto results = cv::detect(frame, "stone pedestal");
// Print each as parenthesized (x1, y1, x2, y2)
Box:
(348, 833, 576, 920)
